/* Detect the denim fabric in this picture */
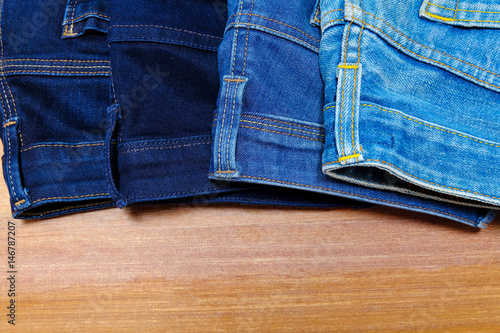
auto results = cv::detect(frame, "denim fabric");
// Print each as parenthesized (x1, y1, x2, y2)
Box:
(104, 0, 363, 209)
(209, 0, 498, 227)
(320, 0, 500, 211)
(0, 0, 115, 218)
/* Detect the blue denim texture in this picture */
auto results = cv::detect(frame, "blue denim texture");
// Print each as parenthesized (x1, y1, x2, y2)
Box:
(320, 0, 500, 212)
(104, 0, 364, 210)
(209, 0, 497, 227)
(0, 0, 115, 218)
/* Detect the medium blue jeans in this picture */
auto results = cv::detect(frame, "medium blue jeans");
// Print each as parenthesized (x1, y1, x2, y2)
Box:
(209, 0, 497, 227)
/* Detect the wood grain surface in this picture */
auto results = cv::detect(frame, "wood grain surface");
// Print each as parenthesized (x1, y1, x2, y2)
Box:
(1, 174, 499, 332)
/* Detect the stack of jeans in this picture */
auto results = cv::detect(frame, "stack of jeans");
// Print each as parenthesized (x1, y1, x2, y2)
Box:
(1, 0, 498, 228)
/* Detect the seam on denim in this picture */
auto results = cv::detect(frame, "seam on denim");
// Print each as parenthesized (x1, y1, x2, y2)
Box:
(230, 0, 244, 76)
(241, 0, 254, 76)
(224, 78, 246, 82)
(339, 22, 354, 159)
(217, 170, 238, 174)
(424, 9, 500, 23)
(321, 18, 347, 29)
(63, 12, 110, 25)
(20, 142, 104, 153)
(324, 157, 500, 202)
(240, 125, 323, 142)
(110, 25, 223, 40)
(321, 9, 343, 19)
(241, 119, 324, 137)
(217, 79, 231, 173)
(348, 5, 500, 79)
(242, 114, 324, 132)
(3, 120, 15, 127)
(236, 13, 320, 43)
(119, 136, 210, 147)
(226, 81, 240, 171)
(14, 199, 25, 206)
(363, 104, 500, 148)
(120, 141, 209, 154)
(5, 120, 18, 201)
(323, 105, 336, 112)
(227, 23, 319, 52)
(338, 64, 359, 69)
(63, 0, 78, 37)
(424, 1, 500, 14)
(3, 70, 111, 75)
(454, 0, 459, 19)
(237, 175, 477, 225)
(313, 8, 320, 23)
(32, 193, 110, 205)
(107, 37, 218, 51)
(3, 59, 110, 63)
(126, 188, 239, 201)
(21, 201, 114, 217)
(339, 153, 361, 161)
(349, 18, 500, 90)
(3, 64, 110, 69)
(244, 114, 324, 131)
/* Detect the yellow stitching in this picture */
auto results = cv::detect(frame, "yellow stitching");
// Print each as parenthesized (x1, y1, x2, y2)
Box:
(244, 114, 324, 131)
(227, 23, 318, 51)
(217, 79, 231, 173)
(321, 9, 343, 19)
(20, 142, 104, 153)
(351, 66, 359, 159)
(3, 120, 15, 127)
(349, 18, 500, 90)
(236, 12, 320, 42)
(362, 103, 500, 148)
(425, 11, 500, 23)
(216, 170, 238, 174)
(241, 119, 325, 137)
(224, 78, 246, 82)
(339, 153, 361, 161)
(32, 193, 109, 205)
(425, 12, 455, 21)
(424, 1, 500, 14)
(3, 70, 110, 74)
(14, 199, 25, 206)
(21, 201, 114, 217)
(348, 5, 500, 79)
(3, 59, 109, 63)
(237, 175, 475, 224)
(339, 21, 354, 159)
(226, 81, 240, 171)
(323, 105, 336, 112)
(240, 125, 323, 142)
(322, 18, 349, 28)
(3, 64, 109, 69)
(63, 12, 110, 24)
(454, 0, 459, 20)
(337, 64, 359, 69)
(241, 0, 254, 76)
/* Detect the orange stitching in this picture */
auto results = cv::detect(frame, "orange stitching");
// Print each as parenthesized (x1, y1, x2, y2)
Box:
(323, 105, 336, 112)
(347, 5, 500, 79)
(3, 70, 110, 75)
(111, 24, 223, 40)
(240, 125, 323, 142)
(351, 66, 359, 159)
(321, 18, 348, 28)
(20, 142, 104, 153)
(216, 170, 238, 174)
(454, 0, 459, 20)
(22, 201, 114, 217)
(3, 120, 15, 127)
(14, 199, 25, 206)
(424, 1, 500, 14)
(224, 78, 246, 82)
(241, 0, 254, 76)
(321, 9, 343, 19)
(362, 103, 500, 148)
(32, 193, 110, 205)
(244, 114, 324, 131)
(4, 64, 109, 69)
(348, 18, 500, 90)
(3, 59, 109, 63)
(238, 175, 476, 224)
(236, 12, 320, 42)
(63, 12, 110, 24)
(240, 119, 325, 137)
(226, 81, 240, 171)
(227, 22, 319, 52)
(217, 80, 231, 172)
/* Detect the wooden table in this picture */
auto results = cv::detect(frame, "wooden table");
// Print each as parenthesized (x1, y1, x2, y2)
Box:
(1, 175, 499, 332)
